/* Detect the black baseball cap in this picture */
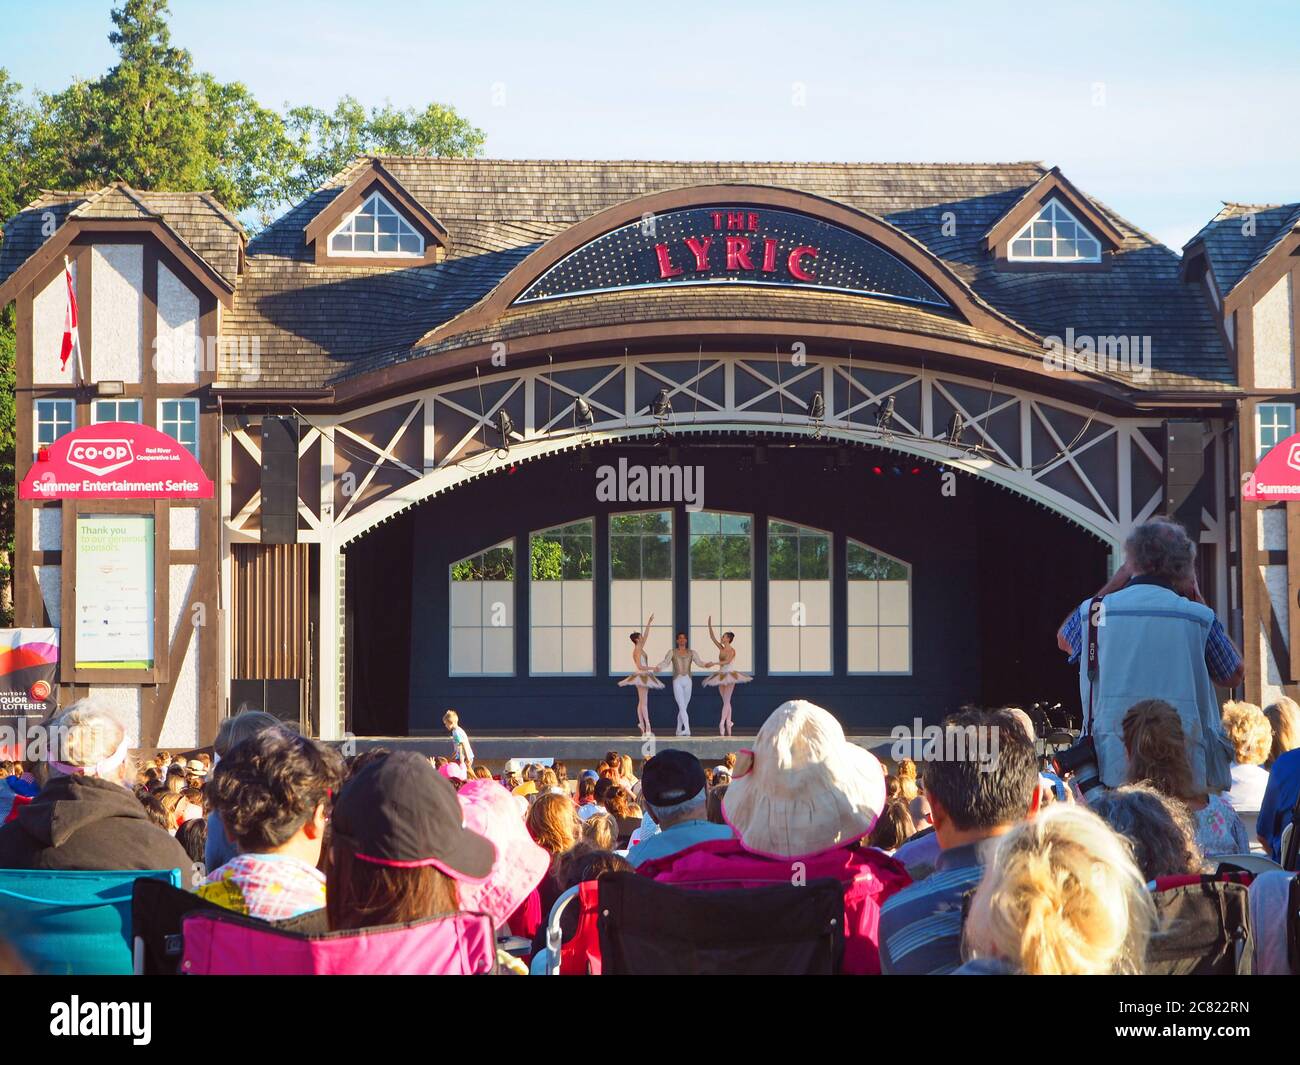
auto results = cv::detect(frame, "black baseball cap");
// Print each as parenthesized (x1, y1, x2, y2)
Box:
(641, 749, 708, 807)
(331, 751, 496, 882)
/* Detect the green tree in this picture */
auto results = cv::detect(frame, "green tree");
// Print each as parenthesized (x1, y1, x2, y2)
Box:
(0, 0, 486, 620)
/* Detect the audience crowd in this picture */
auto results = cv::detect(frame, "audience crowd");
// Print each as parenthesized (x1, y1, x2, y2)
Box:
(1, 522, 1299, 976)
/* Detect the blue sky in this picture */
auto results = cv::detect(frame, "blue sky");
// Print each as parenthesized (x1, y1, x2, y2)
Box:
(3, 0, 1297, 249)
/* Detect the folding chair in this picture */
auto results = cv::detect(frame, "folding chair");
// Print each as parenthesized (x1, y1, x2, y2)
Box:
(1146, 873, 1253, 975)
(131, 878, 328, 974)
(540, 871, 845, 975)
(0, 867, 181, 975)
(180, 908, 497, 974)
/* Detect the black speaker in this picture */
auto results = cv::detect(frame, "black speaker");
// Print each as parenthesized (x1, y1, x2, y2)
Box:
(1163, 419, 1206, 535)
(230, 679, 304, 732)
(260, 415, 299, 545)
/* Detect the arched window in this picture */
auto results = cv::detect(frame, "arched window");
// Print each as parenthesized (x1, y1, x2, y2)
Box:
(767, 520, 831, 674)
(689, 511, 753, 672)
(449, 540, 514, 675)
(846, 540, 911, 673)
(329, 191, 425, 257)
(530, 520, 594, 675)
(609, 510, 673, 673)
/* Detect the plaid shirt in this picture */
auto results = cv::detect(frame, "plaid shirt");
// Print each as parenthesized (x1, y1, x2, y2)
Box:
(198, 852, 326, 921)
(1062, 577, 1242, 685)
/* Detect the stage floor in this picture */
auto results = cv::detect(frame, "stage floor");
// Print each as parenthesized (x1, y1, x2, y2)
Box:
(347, 732, 900, 768)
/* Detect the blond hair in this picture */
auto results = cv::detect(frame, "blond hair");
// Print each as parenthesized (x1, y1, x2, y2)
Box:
(896, 758, 919, 802)
(963, 805, 1155, 975)
(49, 700, 130, 780)
(442, 709, 459, 727)
(1221, 700, 1271, 766)
(1264, 696, 1300, 766)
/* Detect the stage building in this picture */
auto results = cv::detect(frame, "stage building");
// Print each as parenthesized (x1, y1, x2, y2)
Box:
(0, 161, 1296, 746)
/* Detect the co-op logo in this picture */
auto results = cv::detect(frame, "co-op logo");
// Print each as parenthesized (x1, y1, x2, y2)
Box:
(67, 439, 135, 476)
(1288, 442, 1300, 473)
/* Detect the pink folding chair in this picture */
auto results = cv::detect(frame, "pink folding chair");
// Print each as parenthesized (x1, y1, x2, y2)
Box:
(180, 910, 497, 975)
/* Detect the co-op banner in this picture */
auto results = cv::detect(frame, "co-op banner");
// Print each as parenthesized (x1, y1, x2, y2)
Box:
(1244, 430, 1300, 502)
(18, 421, 214, 500)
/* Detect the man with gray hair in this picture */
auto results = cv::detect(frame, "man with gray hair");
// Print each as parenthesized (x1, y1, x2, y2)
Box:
(626, 749, 733, 868)
(1057, 516, 1243, 791)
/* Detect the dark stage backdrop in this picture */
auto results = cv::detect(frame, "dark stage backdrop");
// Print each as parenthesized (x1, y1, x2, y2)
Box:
(346, 445, 1107, 736)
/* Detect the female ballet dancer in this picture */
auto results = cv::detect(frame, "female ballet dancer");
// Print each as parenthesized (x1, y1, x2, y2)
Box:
(656, 632, 714, 737)
(617, 613, 663, 736)
(702, 615, 752, 736)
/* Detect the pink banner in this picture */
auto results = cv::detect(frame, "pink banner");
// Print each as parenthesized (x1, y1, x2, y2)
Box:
(1244, 430, 1300, 502)
(19, 421, 214, 500)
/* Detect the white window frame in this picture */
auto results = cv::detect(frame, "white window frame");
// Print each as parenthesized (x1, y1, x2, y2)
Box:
(1007, 197, 1103, 263)
(767, 518, 834, 676)
(1257, 402, 1296, 461)
(846, 539, 913, 676)
(327, 191, 425, 258)
(158, 397, 201, 457)
(528, 519, 596, 677)
(34, 398, 76, 454)
(91, 397, 143, 424)
(608, 509, 675, 676)
(448, 539, 516, 677)
(688, 510, 755, 675)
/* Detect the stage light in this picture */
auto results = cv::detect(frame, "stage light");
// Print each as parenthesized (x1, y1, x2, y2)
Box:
(910, 467, 921, 475)
(754, 444, 768, 466)
(573, 396, 594, 427)
(809, 391, 825, 419)
(496, 409, 516, 448)
(945, 413, 965, 448)
(875, 396, 895, 434)
(651, 388, 673, 419)
(872, 466, 883, 476)
(890, 465, 902, 477)
(836, 446, 852, 469)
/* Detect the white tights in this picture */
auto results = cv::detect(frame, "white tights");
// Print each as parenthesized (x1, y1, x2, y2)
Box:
(672, 675, 692, 736)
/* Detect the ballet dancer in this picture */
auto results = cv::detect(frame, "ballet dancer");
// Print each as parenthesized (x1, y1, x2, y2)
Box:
(702, 615, 753, 736)
(617, 613, 663, 736)
(656, 631, 714, 737)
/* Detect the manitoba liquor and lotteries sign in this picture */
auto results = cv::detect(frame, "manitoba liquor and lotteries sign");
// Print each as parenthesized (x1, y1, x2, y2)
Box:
(514, 205, 953, 308)
(19, 422, 214, 500)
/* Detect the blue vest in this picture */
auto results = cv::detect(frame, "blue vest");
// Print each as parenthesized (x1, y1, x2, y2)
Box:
(1074, 581, 1232, 792)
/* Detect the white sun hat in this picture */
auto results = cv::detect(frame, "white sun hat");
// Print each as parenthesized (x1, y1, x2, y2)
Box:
(722, 699, 886, 859)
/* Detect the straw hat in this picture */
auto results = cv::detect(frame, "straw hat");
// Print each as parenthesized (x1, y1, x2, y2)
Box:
(723, 700, 886, 859)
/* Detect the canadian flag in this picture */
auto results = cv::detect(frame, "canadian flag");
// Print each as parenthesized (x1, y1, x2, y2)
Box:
(59, 257, 82, 380)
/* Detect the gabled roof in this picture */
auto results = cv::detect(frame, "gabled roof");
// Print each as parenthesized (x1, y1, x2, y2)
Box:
(0, 183, 245, 301)
(982, 167, 1125, 254)
(1183, 201, 1300, 297)
(302, 157, 450, 250)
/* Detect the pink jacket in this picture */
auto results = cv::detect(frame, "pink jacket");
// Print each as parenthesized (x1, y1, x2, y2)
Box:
(636, 837, 911, 974)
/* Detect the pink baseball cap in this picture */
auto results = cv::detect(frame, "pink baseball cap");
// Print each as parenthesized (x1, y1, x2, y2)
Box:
(456, 779, 550, 925)
(438, 762, 468, 782)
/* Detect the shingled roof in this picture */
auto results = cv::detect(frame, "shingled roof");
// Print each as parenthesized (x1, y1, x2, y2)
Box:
(1185, 201, 1300, 297)
(1, 161, 1237, 396)
(0, 183, 244, 291)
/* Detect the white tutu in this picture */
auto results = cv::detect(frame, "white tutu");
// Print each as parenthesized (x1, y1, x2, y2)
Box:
(702, 665, 752, 687)
(619, 670, 665, 689)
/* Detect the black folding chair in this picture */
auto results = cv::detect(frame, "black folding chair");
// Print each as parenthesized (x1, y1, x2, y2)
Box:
(1145, 874, 1253, 976)
(592, 871, 846, 975)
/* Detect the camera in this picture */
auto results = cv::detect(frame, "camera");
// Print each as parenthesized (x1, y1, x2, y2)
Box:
(1052, 735, 1103, 795)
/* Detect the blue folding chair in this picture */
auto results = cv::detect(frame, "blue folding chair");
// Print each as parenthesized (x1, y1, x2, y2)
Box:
(0, 868, 182, 975)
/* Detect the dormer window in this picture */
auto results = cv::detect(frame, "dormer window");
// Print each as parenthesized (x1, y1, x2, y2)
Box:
(1007, 199, 1102, 263)
(328, 192, 424, 257)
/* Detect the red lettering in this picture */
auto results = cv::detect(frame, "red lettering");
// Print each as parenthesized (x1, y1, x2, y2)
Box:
(684, 236, 713, 271)
(727, 211, 747, 231)
(655, 243, 683, 279)
(788, 245, 818, 281)
(761, 238, 778, 272)
(748, 212, 760, 231)
(712, 212, 724, 231)
(726, 237, 753, 270)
